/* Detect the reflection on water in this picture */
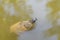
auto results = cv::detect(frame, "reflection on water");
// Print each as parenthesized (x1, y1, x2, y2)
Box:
(18, 0, 51, 40)
(46, 0, 60, 40)
(0, 0, 33, 40)
(1, 0, 60, 40)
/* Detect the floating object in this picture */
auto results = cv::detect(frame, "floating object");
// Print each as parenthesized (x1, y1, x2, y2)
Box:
(10, 18, 37, 35)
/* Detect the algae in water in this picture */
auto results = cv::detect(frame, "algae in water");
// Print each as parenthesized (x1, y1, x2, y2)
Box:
(45, 0, 60, 40)
(0, 0, 33, 40)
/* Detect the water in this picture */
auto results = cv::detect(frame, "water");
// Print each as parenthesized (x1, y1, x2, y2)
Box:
(18, 0, 54, 40)
(0, 0, 58, 40)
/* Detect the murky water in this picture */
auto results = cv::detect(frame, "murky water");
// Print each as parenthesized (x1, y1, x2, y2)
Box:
(0, 0, 60, 40)
(18, 0, 54, 40)
(18, 0, 60, 40)
(0, 0, 32, 40)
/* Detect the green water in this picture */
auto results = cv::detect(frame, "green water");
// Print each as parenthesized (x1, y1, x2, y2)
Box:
(46, 0, 60, 40)
(0, 0, 33, 40)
